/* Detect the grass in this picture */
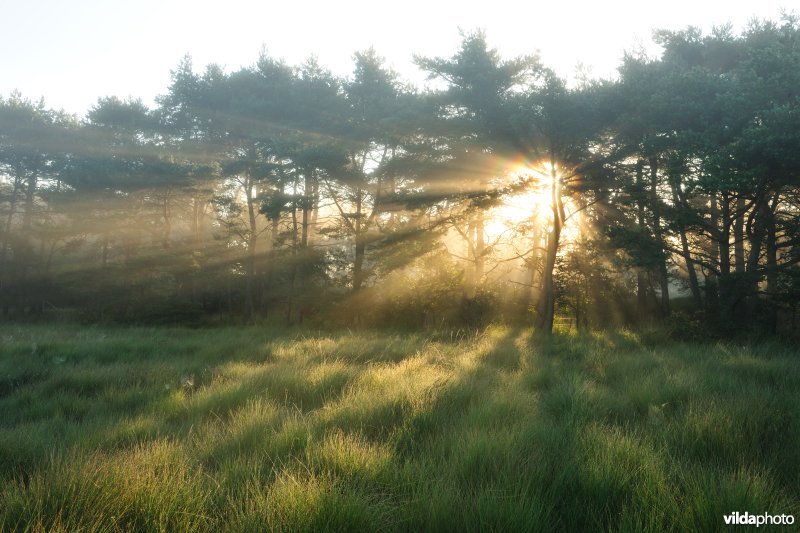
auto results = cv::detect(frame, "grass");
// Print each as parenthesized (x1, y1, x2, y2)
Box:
(0, 324, 798, 531)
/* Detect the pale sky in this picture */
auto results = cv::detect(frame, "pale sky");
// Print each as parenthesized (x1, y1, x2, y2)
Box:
(1, 1, 792, 116)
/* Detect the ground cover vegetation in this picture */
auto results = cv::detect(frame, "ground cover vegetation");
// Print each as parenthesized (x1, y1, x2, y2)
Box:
(0, 325, 798, 531)
(2, 18, 800, 336)
(2, 13, 800, 532)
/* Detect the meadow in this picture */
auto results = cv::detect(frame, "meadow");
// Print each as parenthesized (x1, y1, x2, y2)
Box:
(0, 325, 798, 531)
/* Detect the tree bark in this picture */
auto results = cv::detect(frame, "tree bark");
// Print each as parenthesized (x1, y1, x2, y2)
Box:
(635, 160, 649, 316)
(244, 175, 258, 320)
(668, 173, 702, 307)
(719, 191, 731, 278)
(535, 155, 564, 333)
(464, 215, 476, 298)
(22, 172, 37, 231)
(705, 192, 718, 306)
(301, 169, 313, 248)
(734, 196, 745, 273)
(765, 203, 778, 334)
(474, 208, 485, 289)
(741, 191, 772, 327)
(1, 171, 22, 265)
(525, 212, 541, 311)
(716, 191, 738, 326)
(353, 187, 366, 291)
(286, 190, 299, 325)
(649, 158, 670, 317)
(161, 189, 172, 249)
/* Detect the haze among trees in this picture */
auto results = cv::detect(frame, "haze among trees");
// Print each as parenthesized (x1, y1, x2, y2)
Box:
(3, 16, 800, 532)
(2, 18, 800, 337)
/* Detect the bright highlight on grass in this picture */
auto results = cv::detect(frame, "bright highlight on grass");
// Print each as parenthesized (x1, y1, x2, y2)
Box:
(0, 325, 797, 530)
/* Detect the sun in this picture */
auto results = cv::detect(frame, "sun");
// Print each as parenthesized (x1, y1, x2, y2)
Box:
(483, 164, 553, 240)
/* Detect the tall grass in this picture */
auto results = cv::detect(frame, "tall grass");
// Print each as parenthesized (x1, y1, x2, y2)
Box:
(0, 325, 798, 531)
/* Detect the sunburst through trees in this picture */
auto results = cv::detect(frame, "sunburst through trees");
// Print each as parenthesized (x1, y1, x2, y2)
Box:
(2, 20, 800, 336)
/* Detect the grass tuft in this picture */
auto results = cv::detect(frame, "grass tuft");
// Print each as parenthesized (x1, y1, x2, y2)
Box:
(0, 324, 798, 531)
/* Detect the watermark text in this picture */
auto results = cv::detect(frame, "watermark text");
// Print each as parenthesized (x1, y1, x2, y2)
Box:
(724, 512, 794, 527)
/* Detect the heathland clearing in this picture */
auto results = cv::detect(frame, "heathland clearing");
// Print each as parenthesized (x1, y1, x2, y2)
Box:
(1, 325, 798, 531)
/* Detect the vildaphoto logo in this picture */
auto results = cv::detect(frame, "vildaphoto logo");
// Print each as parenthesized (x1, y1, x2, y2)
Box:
(723, 512, 795, 527)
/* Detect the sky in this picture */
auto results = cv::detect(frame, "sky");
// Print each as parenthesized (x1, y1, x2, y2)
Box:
(1, 1, 793, 116)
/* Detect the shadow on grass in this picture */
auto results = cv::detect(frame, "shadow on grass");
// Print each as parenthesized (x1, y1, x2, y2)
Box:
(1, 325, 799, 531)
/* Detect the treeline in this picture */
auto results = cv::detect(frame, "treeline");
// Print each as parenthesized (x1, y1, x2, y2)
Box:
(1, 18, 799, 335)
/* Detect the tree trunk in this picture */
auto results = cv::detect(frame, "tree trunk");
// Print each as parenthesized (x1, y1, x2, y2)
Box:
(742, 192, 772, 328)
(635, 160, 649, 317)
(716, 191, 740, 324)
(734, 196, 745, 273)
(649, 158, 670, 317)
(669, 174, 702, 307)
(301, 169, 313, 248)
(22, 172, 37, 231)
(464, 215, 476, 298)
(765, 205, 778, 334)
(1, 172, 22, 265)
(189, 194, 206, 304)
(537, 228, 559, 333)
(309, 178, 319, 246)
(245, 176, 258, 320)
(353, 187, 366, 291)
(705, 193, 720, 313)
(745, 202, 767, 275)
(535, 156, 563, 333)
(716, 192, 738, 321)
(286, 194, 299, 325)
(475, 208, 485, 288)
(161, 190, 172, 249)
(719, 191, 731, 278)
(525, 212, 541, 312)
(265, 215, 280, 295)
